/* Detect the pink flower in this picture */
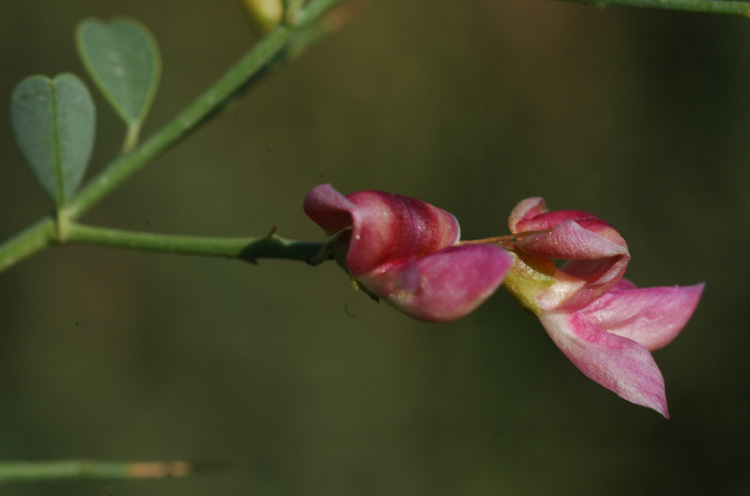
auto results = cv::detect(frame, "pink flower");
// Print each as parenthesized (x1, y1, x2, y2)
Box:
(303, 186, 703, 416)
(304, 184, 512, 322)
(505, 197, 704, 417)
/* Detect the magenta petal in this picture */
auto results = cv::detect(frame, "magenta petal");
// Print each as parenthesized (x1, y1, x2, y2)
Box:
(517, 219, 628, 260)
(516, 209, 601, 233)
(304, 184, 461, 276)
(359, 244, 512, 322)
(541, 310, 670, 417)
(303, 183, 358, 235)
(508, 197, 547, 232)
(583, 283, 705, 351)
(509, 197, 602, 234)
(520, 220, 630, 309)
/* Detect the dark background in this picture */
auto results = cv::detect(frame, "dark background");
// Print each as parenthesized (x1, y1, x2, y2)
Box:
(0, 1, 746, 495)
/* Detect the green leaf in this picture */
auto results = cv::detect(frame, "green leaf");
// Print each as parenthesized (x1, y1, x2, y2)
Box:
(76, 17, 160, 149)
(10, 74, 96, 207)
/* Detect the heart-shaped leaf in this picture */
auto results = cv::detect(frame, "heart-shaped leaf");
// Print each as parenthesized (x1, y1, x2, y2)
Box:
(10, 73, 96, 207)
(76, 17, 160, 149)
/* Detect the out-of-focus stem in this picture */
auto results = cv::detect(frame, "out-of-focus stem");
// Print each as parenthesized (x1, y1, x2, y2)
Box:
(0, 217, 56, 273)
(0, 460, 193, 481)
(558, 0, 750, 16)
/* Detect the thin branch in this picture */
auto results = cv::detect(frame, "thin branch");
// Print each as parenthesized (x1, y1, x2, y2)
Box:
(65, 223, 326, 263)
(0, 217, 56, 273)
(558, 0, 750, 16)
(0, 460, 192, 482)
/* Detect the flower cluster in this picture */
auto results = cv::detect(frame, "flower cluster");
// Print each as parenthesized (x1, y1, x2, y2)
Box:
(304, 184, 703, 416)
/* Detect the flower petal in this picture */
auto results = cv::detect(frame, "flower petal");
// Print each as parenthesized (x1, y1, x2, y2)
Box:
(516, 219, 627, 260)
(582, 283, 705, 351)
(304, 184, 461, 276)
(358, 244, 512, 322)
(507, 198, 630, 311)
(303, 183, 358, 235)
(540, 310, 670, 417)
(508, 197, 548, 232)
(612, 278, 638, 291)
(509, 197, 616, 238)
(519, 220, 630, 310)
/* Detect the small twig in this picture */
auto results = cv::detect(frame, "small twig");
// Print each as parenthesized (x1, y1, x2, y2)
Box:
(63, 223, 326, 264)
(557, 0, 750, 17)
(0, 460, 193, 482)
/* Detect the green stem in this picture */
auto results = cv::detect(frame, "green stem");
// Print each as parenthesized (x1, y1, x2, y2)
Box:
(0, 0, 341, 274)
(66, 223, 326, 263)
(0, 460, 192, 481)
(121, 123, 141, 154)
(559, 0, 750, 16)
(0, 217, 57, 273)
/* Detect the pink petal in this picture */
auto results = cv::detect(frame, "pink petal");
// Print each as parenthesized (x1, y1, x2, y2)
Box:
(549, 258, 629, 311)
(303, 183, 358, 235)
(509, 197, 605, 235)
(612, 278, 638, 291)
(519, 220, 630, 310)
(508, 197, 547, 232)
(515, 209, 601, 233)
(540, 310, 670, 417)
(358, 244, 512, 322)
(517, 219, 628, 260)
(582, 283, 705, 351)
(303, 184, 461, 276)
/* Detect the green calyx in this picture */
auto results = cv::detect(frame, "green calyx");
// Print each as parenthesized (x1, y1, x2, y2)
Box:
(501, 250, 556, 316)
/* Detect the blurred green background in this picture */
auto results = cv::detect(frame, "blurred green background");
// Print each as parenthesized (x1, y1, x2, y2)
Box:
(0, 1, 746, 495)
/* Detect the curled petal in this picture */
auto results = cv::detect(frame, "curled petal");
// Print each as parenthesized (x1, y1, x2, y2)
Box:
(519, 220, 630, 310)
(540, 310, 670, 417)
(358, 244, 512, 322)
(509, 197, 607, 236)
(303, 183, 359, 235)
(304, 184, 460, 276)
(517, 219, 627, 260)
(508, 197, 548, 232)
(583, 283, 705, 351)
(508, 198, 630, 310)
